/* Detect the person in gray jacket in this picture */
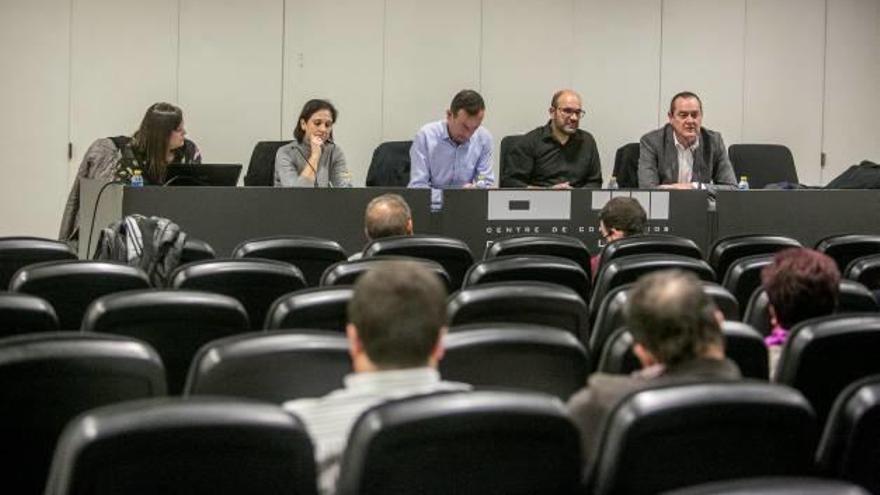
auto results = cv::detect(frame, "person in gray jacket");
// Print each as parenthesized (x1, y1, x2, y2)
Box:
(637, 91, 737, 190)
(275, 99, 352, 188)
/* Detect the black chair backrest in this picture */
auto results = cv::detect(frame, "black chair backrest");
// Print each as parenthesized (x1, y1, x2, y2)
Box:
(709, 234, 801, 283)
(10, 260, 150, 330)
(265, 286, 353, 332)
(447, 281, 589, 344)
(169, 258, 306, 330)
(464, 254, 591, 303)
(185, 330, 350, 403)
(320, 256, 452, 291)
(728, 144, 799, 189)
(0, 332, 165, 494)
(598, 234, 703, 269)
(845, 253, 880, 290)
(180, 237, 216, 265)
(363, 235, 473, 289)
(589, 382, 817, 495)
(612, 142, 640, 188)
(498, 134, 525, 182)
(0, 237, 77, 290)
(81, 289, 249, 394)
(817, 374, 880, 494)
(441, 324, 589, 400)
(816, 234, 880, 272)
(722, 253, 775, 311)
(44, 397, 317, 495)
(0, 292, 58, 337)
(244, 140, 290, 186)
(777, 314, 880, 425)
(337, 391, 581, 495)
(365, 141, 412, 187)
(484, 234, 592, 277)
(664, 477, 871, 495)
(233, 236, 347, 287)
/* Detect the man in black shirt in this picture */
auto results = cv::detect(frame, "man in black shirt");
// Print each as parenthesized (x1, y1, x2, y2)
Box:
(501, 89, 603, 189)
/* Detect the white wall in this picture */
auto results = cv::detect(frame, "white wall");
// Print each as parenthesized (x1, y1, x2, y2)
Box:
(2, 0, 879, 238)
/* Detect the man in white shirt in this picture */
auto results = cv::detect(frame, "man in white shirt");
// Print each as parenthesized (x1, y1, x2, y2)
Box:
(284, 260, 469, 494)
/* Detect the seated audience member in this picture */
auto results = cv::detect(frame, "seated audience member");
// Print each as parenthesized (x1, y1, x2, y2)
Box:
(761, 248, 840, 375)
(637, 91, 737, 190)
(567, 270, 741, 465)
(591, 197, 648, 277)
(275, 99, 353, 188)
(284, 261, 470, 494)
(408, 89, 495, 208)
(59, 102, 201, 245)
(501, 89, 602, 189)
(349, 193, 414, 261)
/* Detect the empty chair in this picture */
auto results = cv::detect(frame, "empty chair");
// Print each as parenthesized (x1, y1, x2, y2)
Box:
(243, 140, 291, 186)
(587, 382, 817, 495)
(365, 140, 412, 187)
(612, 142, 640, 188)
(233, 236, 347, 287)
(81, 289, 250, 394)
(185, 331, 350, 402)
(0, 332, 165, 494)
(484, 234, 592, 277)
(590, 254, 715, 317)
(363, 235, 473, 289)
(497, 134, 525, 186)
(728, 144, 799, 188)
(320, 256, 452, 291)
(663, 477, 870, 495)
(441, 324, 589, 400)
(722, 253, 775, 311)
(0, 236, 77, 289)
(447, 281, 589, 344)
(464, 255, 591, 302)
(816, 234, 880, 272)
(180, 237, 216, 265)
(10, 260, 150, 329)
(169, 258, 306, 330)
(336, 391, 581, 495)
(709, 234, 801, 283)
(44, 397, 317, 495)
(776, 314, 880, 424)
(844, 253, 880, 290)
(596, 321, 769, 380)
(265, 286, 353, 332)
(0, 292, 58, 336)
(816, 374, 880, 494)
(598, 234, 702, 269)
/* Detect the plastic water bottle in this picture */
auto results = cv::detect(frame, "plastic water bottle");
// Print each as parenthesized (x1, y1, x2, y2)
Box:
(737, 175, 750, 191)
(130, 170, 144, 188)
(475, 173, 488, 189)
(607, 176, 619, 190)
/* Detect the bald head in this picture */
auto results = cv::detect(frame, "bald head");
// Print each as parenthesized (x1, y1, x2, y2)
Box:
(549, 89, 584, 137)
(364, 193, 413, 241)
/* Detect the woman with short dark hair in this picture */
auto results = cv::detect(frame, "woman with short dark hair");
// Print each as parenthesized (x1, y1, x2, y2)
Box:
(275, 99, 352, 188)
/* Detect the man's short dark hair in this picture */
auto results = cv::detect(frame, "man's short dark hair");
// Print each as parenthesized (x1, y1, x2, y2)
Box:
(348, 261, 447, 368)
(450, 90, 485, 116)
(365, 194, 412, 241)
(669, 91, 703, 115)
(599, 197, 647, 237)
(627, 270, 723, 366)
(761, 248, 840, 329)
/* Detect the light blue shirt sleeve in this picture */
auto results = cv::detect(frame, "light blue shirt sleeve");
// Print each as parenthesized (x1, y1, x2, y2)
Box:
(408, 130, 431, 189)
(473, 128, 495, 186)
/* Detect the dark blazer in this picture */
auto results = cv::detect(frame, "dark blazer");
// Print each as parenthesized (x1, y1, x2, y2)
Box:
(637, 124, 737, 188)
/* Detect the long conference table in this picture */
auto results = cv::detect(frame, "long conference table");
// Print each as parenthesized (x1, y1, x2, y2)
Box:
(79, 179, 880, 260)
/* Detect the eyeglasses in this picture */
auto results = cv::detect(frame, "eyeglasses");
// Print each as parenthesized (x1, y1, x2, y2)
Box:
(555, 107, 586, 118)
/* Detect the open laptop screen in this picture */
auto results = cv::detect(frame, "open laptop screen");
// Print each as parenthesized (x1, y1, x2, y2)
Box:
(164, 164, 242, 187)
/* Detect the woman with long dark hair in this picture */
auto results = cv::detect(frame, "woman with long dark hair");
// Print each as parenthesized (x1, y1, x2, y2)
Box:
(275, 99, 352, 188)
(59, 102, 201, 244)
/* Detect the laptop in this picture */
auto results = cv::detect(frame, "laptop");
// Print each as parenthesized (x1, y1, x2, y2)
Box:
(164, 164, 243, 187)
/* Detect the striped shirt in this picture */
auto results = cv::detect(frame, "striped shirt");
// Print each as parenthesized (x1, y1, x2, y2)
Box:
(283, 367, 471, 494)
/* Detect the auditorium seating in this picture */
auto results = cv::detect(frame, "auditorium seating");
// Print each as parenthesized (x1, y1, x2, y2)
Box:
(232, 235, 347, 287)
(362, 235, 473, 289)
(336, 391, 581, 495)
(722, 253, 775, 311)
(180, 237, 216, 265)
(816, 234, 880, 272)
(81, 289, 250, 394)
(169, 258, 306, 330)
(185, 331, 351, 403)
(9, 260, 150, 330)
(320, 256, 452, 290)
(463, 255, 591, 302)
(664, 477, 869, 495)
(0, 291, 58, 337)
(709, 234, 801, 283)
(0, 236, 77, 289)
(844, 253, 880, 291)
(597, 234, 702, 269)
(264, 286, 353, 332)
(484, 234, 592, 277)
(0, 332, 165, 494)
(728, 144, 799, 189)
(44, 397, 317, 495)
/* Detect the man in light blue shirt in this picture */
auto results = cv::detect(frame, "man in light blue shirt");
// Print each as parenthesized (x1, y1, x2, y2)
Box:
(408, 89, 495, 208)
